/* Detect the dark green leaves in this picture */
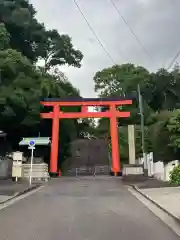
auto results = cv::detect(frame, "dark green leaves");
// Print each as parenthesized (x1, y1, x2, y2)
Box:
(0, 0, 83, 165)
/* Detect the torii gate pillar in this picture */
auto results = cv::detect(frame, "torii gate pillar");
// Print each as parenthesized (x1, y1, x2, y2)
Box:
(110, 105, 120, 175)
(50, 105, 60, 174)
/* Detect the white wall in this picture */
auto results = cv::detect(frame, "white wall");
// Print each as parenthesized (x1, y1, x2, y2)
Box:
(138, 152, 179, 181)
(138, 152, 154, 177)
(154, 160, 179, 181)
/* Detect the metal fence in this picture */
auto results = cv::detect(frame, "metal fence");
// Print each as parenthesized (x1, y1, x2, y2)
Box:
(67, 165, 110, 177)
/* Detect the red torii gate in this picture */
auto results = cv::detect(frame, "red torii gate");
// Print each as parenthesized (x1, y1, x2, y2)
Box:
(40, 97, 132, 176)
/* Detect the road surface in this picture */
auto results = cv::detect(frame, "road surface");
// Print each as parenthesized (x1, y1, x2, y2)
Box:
(0, 177, 179, 240)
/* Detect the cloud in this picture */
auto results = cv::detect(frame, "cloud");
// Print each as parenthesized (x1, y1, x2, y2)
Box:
(31, 0, 180, 97)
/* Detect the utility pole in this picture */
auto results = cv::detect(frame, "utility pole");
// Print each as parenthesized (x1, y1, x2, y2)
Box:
(137, 84, 147, 169)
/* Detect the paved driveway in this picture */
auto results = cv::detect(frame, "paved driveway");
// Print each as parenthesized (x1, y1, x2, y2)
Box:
(0, 177, 179, 240)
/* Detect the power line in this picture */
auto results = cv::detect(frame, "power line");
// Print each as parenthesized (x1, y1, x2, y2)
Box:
(167, 49, 180, 70)
(109, 0, 154, 65)
(73, 0, 116, 65)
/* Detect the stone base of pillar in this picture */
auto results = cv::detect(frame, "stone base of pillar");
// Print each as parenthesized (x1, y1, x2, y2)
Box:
(49, 172, 58, 178)
(110, 171, 122, 177)
(122, 164, 147, 182)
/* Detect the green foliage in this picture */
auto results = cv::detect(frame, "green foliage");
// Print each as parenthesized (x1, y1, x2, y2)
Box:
(0, 48, 32, 84)
(94, 63, 180, 113)
(147, 111, 177, 163)
(169, 165, 180, 185)
(94, 63, 149, 97)
(0, 23, 10, 50)
(167, 109, 180, 150)
(0, 0, 84, 168)
(142, 68, 180, 111)
(135, 125, 152, 156)
(0, 0, 46, 61)
(0, 0, 83, 66)
(95, 117, 149, 163)
(42, 30, 83, 71)
(94, 64, 154, 126)
(118, 126, 129, 163)
(93, 63, 180, 163)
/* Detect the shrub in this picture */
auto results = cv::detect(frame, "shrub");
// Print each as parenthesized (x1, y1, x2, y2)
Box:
(169, 165, 180, 185)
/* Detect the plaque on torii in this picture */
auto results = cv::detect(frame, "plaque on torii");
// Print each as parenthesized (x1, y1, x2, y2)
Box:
(40, 97, 132, 176)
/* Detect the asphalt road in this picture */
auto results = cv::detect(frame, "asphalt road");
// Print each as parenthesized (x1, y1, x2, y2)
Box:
(0, 177, 179, 240)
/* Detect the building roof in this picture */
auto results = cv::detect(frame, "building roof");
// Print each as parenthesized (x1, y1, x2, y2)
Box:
(19, 137, 51, 146)
(41, 96, 134, 103)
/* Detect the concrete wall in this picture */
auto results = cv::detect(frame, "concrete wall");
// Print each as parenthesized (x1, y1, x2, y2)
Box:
(138, 152, 179, 181)
(154, 160, 179, 181)
(0, 157, 12, 179)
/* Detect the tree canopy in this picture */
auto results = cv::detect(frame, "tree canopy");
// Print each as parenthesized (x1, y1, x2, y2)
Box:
(0, 0, 83, 67)
(0, 0, 84, 169)
(1, 0, 180, 168)
(93, 63, 180, 163)
(94, 64, 149, 97)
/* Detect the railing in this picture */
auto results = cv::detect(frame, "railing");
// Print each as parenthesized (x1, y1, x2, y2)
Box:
(67, 165, 110, 177)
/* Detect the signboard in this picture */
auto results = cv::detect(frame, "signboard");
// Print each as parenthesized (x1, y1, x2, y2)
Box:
(13, 151, 23, 161)
(12, 164, 22, 178)
(29, 140, 35, 147)
(19, 137, 51, 146)
(18, 137, 50, 186)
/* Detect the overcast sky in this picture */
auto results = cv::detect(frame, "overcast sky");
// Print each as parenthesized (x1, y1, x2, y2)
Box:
(31, 0, 180, 97)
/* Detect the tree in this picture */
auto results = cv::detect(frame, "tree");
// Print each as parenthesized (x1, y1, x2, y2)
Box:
(94, 63, 149, 97)
(142, 68, 180, 111)
(42, 30, 83, 72)
(0, 0, 84, 170)
(0, 23, 10, 50)
(0, 0, 83, 66)
(0, 48, 43, 135)
(95, 118, 150, 163)
(94, 64, 180, 114)
(147, 111, 177, 162)
(0, 0, 46, 61)
(0, 47, 82, 164)
(93, 63, 180, 163)
(94, 63, 152, 125)
(167, 109, 180, 151)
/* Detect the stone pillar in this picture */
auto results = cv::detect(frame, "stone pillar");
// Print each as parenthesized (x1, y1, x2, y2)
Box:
(128, 125, 136, 164)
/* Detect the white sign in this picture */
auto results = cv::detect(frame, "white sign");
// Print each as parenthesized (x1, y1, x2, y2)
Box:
(13, 151, 23, 161)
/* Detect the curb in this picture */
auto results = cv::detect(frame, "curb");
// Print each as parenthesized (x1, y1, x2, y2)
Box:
(0, 185, 40, 205)
(132, 185, 180, 224)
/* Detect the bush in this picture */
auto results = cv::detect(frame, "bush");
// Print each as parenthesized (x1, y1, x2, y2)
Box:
(169, 165, 180, 185)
